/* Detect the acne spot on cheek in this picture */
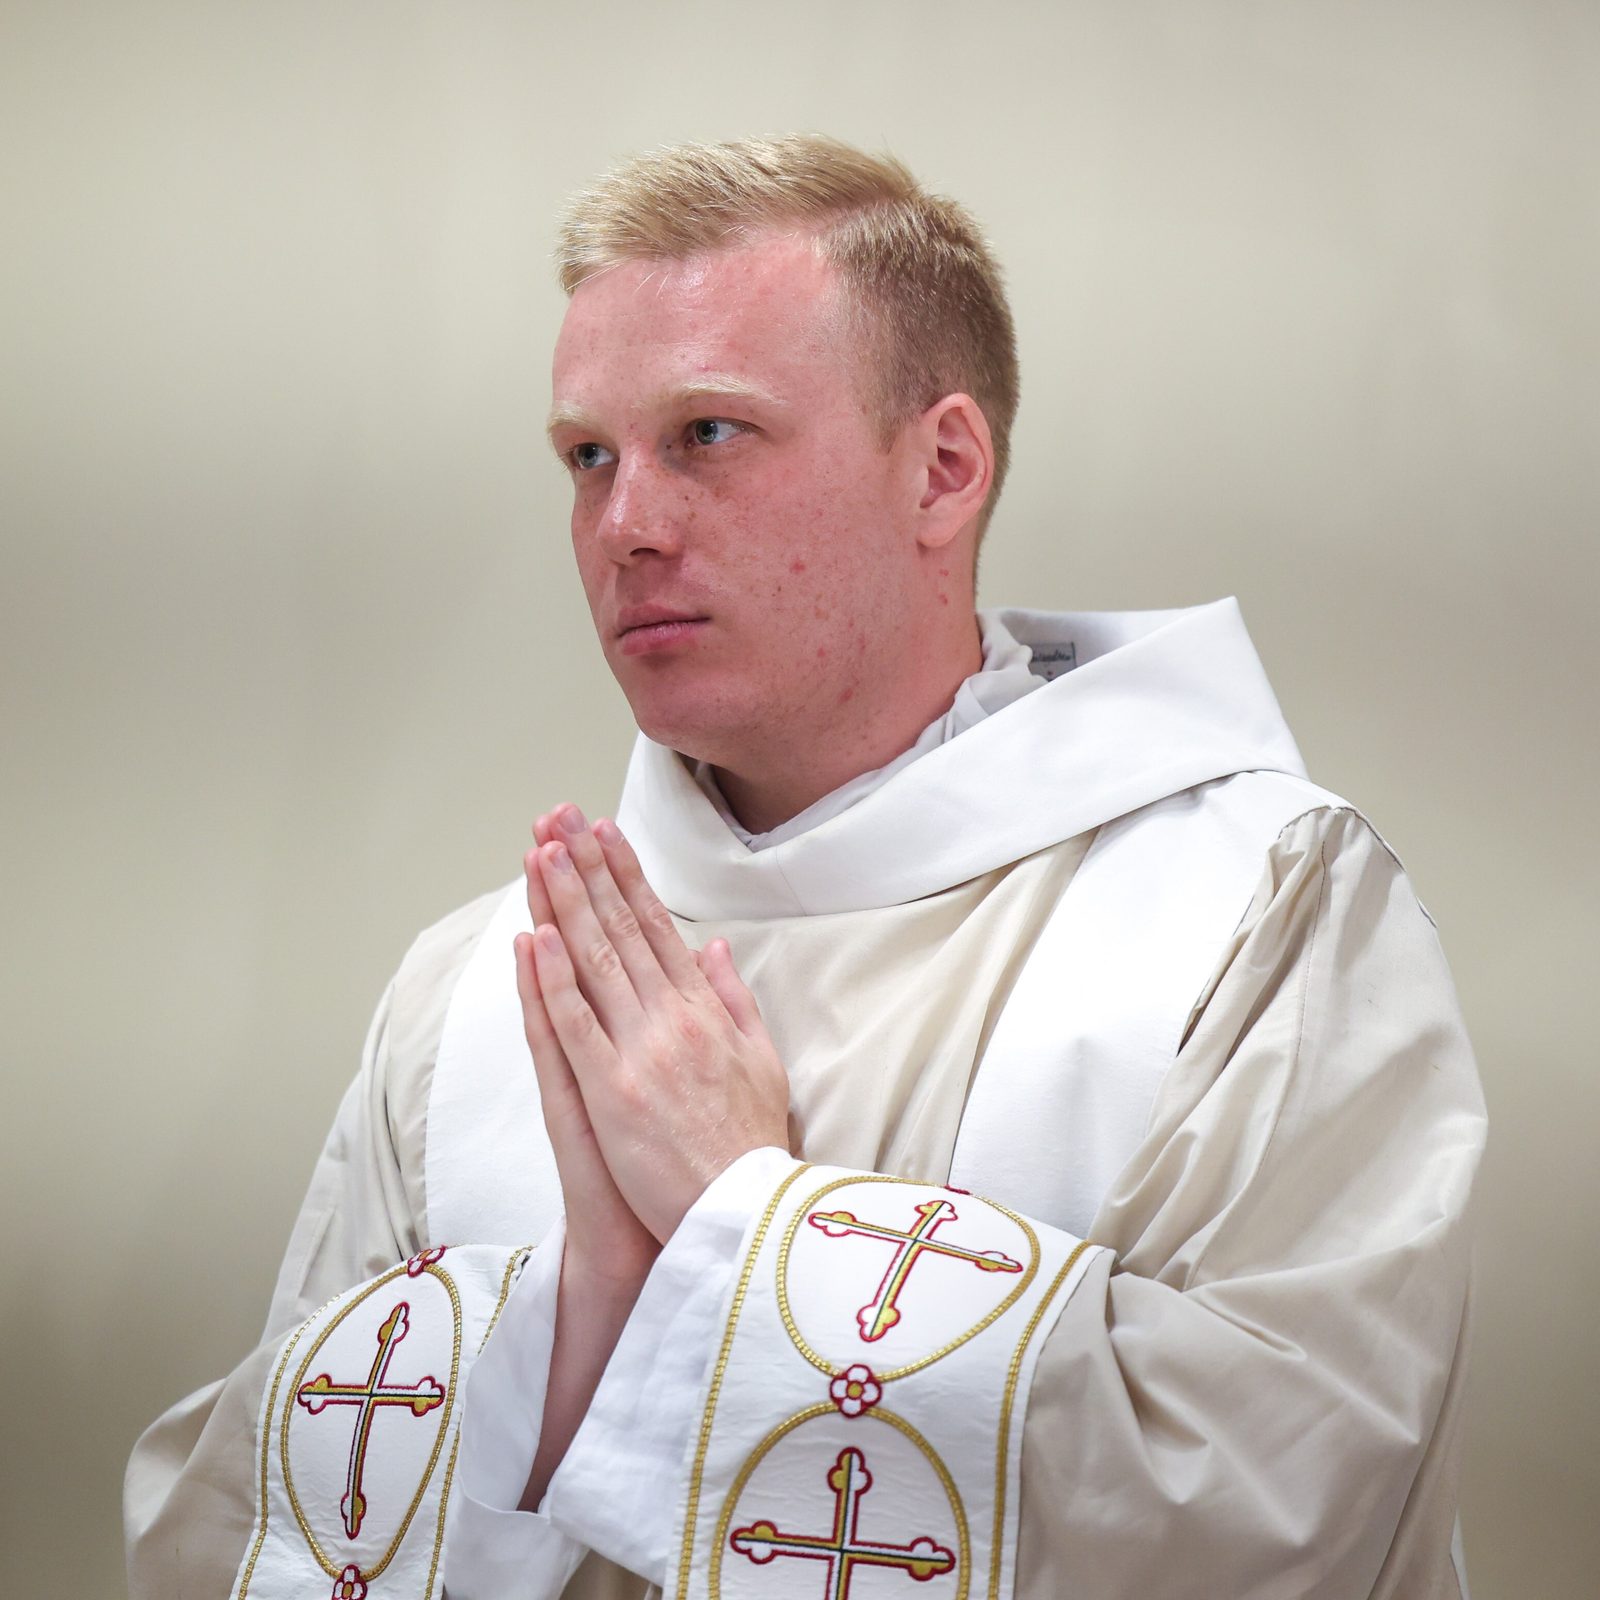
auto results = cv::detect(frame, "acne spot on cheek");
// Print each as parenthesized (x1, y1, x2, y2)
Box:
(790, 559, 807, 574)
(940, 594, 950, 606)
(816, 645, 827, 658)
(939, 568, 950, 578)
(837, 687, 854, 705)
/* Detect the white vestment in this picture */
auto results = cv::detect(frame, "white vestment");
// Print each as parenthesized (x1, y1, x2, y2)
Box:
(125, 600, 1486, 1600)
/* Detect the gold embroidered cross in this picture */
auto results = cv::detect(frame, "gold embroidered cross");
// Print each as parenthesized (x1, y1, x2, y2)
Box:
(730, 1446, 954, 1595)
(295, 1302, 446, 1538)
(808, 1198, 1023, 1341)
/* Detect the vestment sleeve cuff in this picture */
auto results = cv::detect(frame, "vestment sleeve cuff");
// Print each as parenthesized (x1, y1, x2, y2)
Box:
(664, 1163, 1105, 1600)
(545, 1145, 801, 1580)
(445, 1216, 589, 1599)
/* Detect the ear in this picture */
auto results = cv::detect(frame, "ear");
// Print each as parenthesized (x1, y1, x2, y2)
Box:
(912, 394, 994, 550)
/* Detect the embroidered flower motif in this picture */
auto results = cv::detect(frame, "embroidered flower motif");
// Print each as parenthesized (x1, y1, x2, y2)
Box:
(829, 1363, 882, 1418)
(406, 1246, 447, 1277)
(331, 1565, 368, 1600)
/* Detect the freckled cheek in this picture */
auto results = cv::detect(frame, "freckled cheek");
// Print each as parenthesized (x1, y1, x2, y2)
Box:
(569, 493, 606, 559)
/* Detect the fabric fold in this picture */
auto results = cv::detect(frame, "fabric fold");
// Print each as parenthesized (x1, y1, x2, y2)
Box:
(448, 1219, 589, 1600)
(617, 598, 1305, 920)
(547, 1146, 798, 1581)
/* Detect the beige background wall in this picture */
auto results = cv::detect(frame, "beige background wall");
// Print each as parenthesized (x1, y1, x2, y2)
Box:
(2, 3, 1594, 1594)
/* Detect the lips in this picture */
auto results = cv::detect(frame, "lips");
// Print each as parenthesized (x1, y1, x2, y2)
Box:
(615, 607, 711, 657)
(614, 605, 709, 638)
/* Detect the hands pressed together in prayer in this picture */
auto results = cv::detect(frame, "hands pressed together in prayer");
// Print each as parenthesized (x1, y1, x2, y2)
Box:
(513, 803, 792, 1275)
(514, 803, 792, 1505)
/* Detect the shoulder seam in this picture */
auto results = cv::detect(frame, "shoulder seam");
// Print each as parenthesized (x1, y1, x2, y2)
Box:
(1267, 803, 1435, 930)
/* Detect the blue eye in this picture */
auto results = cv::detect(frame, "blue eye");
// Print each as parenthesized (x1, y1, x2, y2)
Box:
(571, 442, 616, 471)
(688, 419, 741, 448)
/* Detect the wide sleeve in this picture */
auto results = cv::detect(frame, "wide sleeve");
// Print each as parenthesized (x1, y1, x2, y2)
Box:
(535, 806, 1484, 1600)
(123, 979, 424, 1600)
(126, 880, 593, 1600)
(1014, 805, 1485, 1598)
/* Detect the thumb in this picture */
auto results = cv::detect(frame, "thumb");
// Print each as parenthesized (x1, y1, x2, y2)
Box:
(697, 938, 765, 1036)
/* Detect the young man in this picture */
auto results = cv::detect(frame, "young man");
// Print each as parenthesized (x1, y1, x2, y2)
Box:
(127, 136, 1486, 1600)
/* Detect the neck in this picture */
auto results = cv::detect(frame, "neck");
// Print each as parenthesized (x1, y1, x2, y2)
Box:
(711, 615, 984, 835)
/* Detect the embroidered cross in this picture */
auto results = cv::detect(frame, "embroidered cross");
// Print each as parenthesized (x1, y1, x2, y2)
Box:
(730, 1446, 954, 1594)
(296, 1302, 446, 1538)
(808, 1198, 1023, 1341)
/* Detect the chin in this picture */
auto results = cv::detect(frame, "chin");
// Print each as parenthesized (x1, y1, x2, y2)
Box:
(622, 681, 750, 766)
(621, 684, 709, 756)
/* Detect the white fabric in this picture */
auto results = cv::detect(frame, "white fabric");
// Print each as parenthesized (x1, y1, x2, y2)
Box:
(544, 1147, 800, 1578)
(426, 881, 558, 1248)
(225, 1243, 550, 1600)
(613, 598, 1304, 919)
(448, 1220, 589, 1599)
(948, 767, 1344, 1235)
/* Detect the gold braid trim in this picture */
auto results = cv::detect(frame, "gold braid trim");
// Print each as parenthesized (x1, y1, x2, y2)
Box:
(672, 1161, 813, 1600)
(988, 1239, 1097, 1600)
(237, 1315, 317, 1599)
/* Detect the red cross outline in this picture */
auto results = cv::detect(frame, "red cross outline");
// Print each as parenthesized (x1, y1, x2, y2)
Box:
(730, 1446, 954, 1596)
(808, 1198, 1023, 1341)
(296, 1302, 446, 1538)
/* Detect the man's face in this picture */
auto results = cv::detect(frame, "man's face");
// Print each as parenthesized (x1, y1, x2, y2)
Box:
(549, 234, 916, 764)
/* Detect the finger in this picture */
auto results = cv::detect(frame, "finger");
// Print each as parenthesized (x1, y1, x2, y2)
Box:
(517, 933, 618, 1204)
(514, 929, 568, 1075)
(538, 841, 646, 1038)
(553, 805, 675, 1004)
(515, 930, 594, 1143)
(697, 937, 767, 1037)
(525, 811, 565, 930)
(525, 846, 557, 932)
(593, 817, 704, 992)
(529, 920, 619, 1081)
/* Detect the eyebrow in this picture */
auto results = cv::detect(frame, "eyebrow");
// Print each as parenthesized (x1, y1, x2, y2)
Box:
(545, 374, 786, 445)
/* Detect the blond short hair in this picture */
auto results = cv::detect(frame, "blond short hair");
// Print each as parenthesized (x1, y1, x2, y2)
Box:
(556, 134, 1020, 541)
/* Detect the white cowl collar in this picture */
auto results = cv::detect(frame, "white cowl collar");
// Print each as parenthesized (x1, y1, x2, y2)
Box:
(614, 597, 1306, 921)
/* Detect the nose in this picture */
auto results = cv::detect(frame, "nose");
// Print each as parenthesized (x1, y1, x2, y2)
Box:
(593, 448, 685, 566)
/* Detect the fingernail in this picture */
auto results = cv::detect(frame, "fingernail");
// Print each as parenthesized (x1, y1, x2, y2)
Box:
(595, 818, 620, 845)
(559, 804, 586, 834)
(548, 843, 574, 872)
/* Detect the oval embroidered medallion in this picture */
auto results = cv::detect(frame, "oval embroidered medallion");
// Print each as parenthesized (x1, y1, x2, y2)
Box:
(714, 1407, 969, 1599)
(777, 1176, 1040, 1380)
(280, 1258, 462, 1580)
